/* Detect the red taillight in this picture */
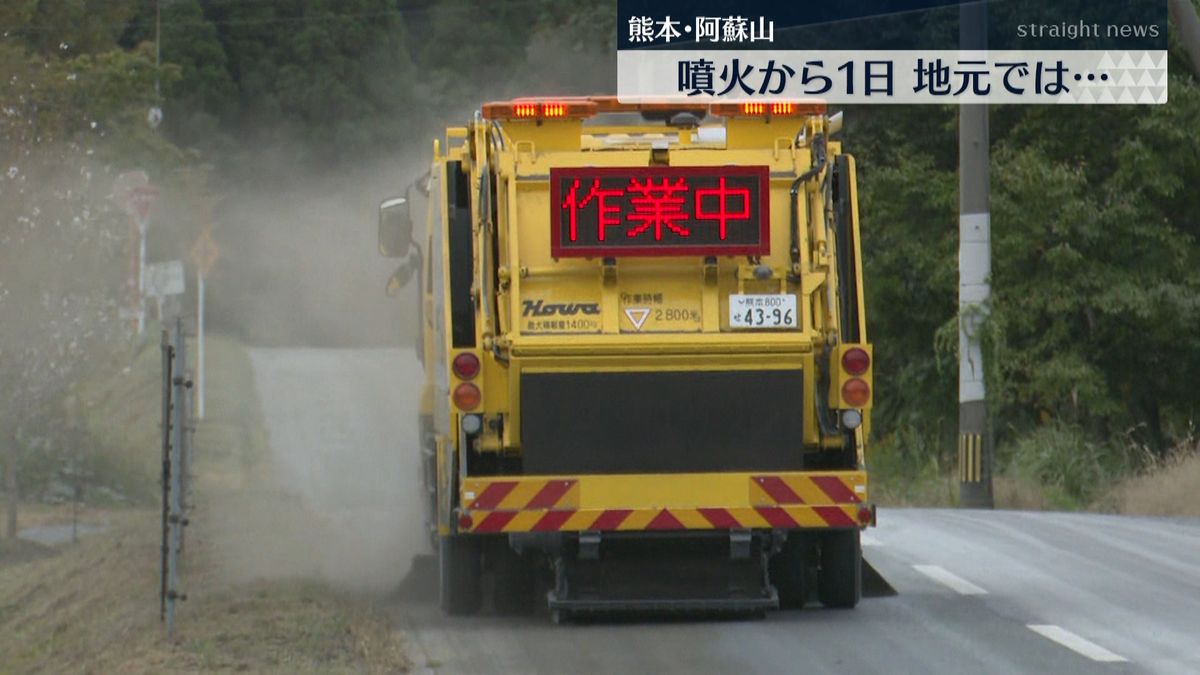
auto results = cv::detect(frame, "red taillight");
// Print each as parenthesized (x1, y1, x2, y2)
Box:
(857, 505, 873, 526)
(453, 383, 481, 410)
(542, 102, 567, 118)
(452, 352, 480, 379)
(841, 347, 870, 376)
(458, 513, 473, 530)
(513, 102, 537, 118)
(842, 378, 870, 407)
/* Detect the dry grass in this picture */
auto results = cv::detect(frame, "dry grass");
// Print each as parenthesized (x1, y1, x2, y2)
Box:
(1098, 451, 1200, 517)
(0, 510, 407, 674)
(0, 334, 410, 675)
(992, 473, 1058, 511)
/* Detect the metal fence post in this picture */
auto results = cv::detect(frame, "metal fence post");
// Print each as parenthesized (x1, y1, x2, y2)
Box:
(179, 368, 193, 553)
(160, 328, 172, 622)
(166, 317, 190, 636)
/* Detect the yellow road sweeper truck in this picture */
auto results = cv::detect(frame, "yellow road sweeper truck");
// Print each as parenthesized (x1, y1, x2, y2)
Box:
(379, 96, 874, 620)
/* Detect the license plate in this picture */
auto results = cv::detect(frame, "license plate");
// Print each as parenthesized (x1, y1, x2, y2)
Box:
(729, 294, 797, 329)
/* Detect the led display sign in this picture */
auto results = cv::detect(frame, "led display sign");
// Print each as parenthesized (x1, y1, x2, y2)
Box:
(550, 166, 769, 257)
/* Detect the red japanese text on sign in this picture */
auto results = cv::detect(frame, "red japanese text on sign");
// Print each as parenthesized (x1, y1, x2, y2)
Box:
(550, 166, 769, 258)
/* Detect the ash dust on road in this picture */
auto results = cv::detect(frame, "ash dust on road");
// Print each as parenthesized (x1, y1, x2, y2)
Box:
(208, 348, 428, 594)
(192, 151, 433, 592)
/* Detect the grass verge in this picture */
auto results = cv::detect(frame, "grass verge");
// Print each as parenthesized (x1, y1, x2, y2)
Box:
(0, 333, 409, 674)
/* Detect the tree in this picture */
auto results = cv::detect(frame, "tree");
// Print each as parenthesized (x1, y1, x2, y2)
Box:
(0, 37, 170, 536)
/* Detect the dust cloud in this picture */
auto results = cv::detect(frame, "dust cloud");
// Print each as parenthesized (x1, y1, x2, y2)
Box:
(205, 156, 422, 348)
(196, 154, 431, 594)
(206, 347, 430, 594)
(194, 35, 614, 594)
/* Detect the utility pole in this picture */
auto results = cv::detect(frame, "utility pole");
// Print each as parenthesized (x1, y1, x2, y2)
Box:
(1170, 0, 1200, 79)
(958, 0, 993, 508)
(154, 0, 161, 98)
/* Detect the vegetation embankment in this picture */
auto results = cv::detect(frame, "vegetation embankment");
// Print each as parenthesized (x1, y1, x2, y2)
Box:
(870, 423, 1200, 516)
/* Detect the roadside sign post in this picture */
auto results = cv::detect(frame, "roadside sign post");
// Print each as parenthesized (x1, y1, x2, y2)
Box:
(131, 187, 159, 335)
(144, 260, 186, 299)
(113, 172, 158, 335)
(190, 228, 219, 420)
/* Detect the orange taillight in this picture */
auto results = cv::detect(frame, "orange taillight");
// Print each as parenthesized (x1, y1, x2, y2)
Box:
(842, 379, 870, 407)
(453, 383, 481, 410)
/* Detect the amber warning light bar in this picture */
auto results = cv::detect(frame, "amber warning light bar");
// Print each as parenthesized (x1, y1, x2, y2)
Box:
(481, 96, 826, 120)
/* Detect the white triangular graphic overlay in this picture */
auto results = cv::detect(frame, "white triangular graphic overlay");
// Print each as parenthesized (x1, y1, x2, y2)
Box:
(624, 308, 650, 330)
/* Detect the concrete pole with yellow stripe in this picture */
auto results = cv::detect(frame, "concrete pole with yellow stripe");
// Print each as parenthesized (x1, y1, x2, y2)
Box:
(958, 0, 994, 508)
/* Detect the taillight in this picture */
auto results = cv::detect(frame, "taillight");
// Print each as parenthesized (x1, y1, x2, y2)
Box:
(842, 379, 870, 407)
(453, 383, 481, 410)
(841, 347, 870, 376)
(857, 505, 873, 526)
(452, 352, 480, 379)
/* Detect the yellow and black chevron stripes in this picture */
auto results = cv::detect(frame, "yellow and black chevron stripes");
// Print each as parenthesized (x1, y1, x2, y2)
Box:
(458, 472, 871, 533)
(959, 433, 983, 482)
(465, 504, 865, 533)
(462, 478, 579, 511)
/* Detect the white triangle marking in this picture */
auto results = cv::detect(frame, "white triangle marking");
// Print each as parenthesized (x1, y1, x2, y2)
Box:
(624, 307, 650, 330)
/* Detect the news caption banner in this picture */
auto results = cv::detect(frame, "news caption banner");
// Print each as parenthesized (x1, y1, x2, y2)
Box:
(617, 0, 1168, 104)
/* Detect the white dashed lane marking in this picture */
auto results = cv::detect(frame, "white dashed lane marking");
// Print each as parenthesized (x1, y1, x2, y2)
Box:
(1027, 625, 1129, 663)
(912, 564, 988, 595)
(861, 534, 883, 547)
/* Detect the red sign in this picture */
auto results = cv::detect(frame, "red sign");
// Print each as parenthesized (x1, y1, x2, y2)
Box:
(126, 185, 159, 225)
(550, 166, 769, 257)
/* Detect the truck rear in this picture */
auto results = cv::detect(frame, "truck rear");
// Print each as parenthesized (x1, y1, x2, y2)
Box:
(379, 96, 874, 620)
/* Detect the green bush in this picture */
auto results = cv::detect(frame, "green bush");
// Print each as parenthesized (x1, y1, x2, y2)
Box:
(867, 425, 958, 506)
(1005, 422, 1132, 506)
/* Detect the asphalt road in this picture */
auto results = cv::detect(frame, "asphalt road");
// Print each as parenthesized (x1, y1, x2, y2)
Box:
(251, 348, 1200, 675)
